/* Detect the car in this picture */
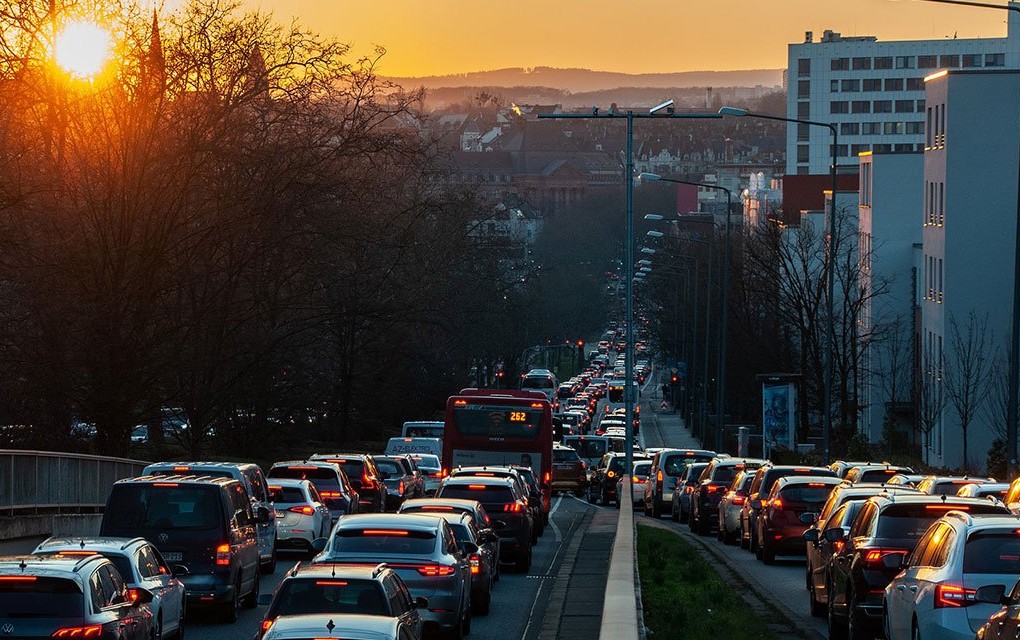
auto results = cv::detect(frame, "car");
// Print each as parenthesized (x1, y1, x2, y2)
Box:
(408, 454, 443, 494)
(101, 474, 263, 622)
(886, 474, 927, 487)
(436, 475, 534, 573)
(425, 511, 499, 615)
(0, 554, 155, 640)
(397, 498, 501, 583)
(33, 536, 184, 640)
(143, 461, 278, 574)
(717, 470, 755, 545)
(740, 465, 836, 553)
(753, 475, 842, 564)
(510, 465, 549, 529)
(843, 464, 914, 484)
(803, 483, 922, 617)
(308, 454, 388, 513)
(957, 481, 1010, 500)
(448, 466, 543, 538)
(311, 513, 473, 638)
(260, 613, 420, 640)
(551, 444, 587, 496)
(375, 455, 422, 510)
(268, 460, 359, 522)
(823, 494, 1010, 640)
(975, 578, 1020, 640)
(1001, 476, 1020, 514)
(562, 435, 612, 469)
(828, 460, 876, 480)
(557, 412, 584, 436)
(617, 459, 653, 509)
(255, 562, 425, 639)
(689, 458, 766, 536)
(267, 479, 333, 555)
(384, 437, 443, 459)
(885, 511, 1020, 640)
(588, 453, 631, 505)
(915, 475, 997, 496)
(643, 449, 719, 518)
(672, 462, 711, 524)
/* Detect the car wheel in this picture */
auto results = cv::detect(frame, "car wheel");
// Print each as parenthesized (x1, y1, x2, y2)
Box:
(762, 541, 776, 565)
(643, 498, 652, 516)
(750, 528, 759, 554)
(652, 499, 662, 519)
(241, 569, 259, 609)
(260, 542, 277, 575)
(739, 524, 749, 549)
(847, 590, 872, 640)
(696, 514, 710, 536)
(219, 577, 240, 624)
(678, 504, 688, 524)
(472, 588, 491, 615)
(827, 581, 848, 640)
(809, 579, 826, 618)
(462, 606, 472, 637)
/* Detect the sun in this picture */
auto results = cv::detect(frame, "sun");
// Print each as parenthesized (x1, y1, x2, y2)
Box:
(54, 20, 113, 80)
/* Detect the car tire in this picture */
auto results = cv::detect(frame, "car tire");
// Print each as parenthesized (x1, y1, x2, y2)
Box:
(462, 607, 472, 637)
(652, 500, 662, 519)
(809, 580, 826, 617)
(847, 590, 871, 640)
(514, 550, 530, 573)
(260, 542, 277, 575)
(219, 578, 240, 624)
(678, 505, 688, 524)
(762, 541, 776, 565)
(696, 515, 710, 536)
(827, 581, 848, 640)
(241, 570, 259, 609)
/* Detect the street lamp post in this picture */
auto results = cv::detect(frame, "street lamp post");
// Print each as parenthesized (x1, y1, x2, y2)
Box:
(718, 106, 838, 463)
(643, 257, 699, 419)
(641, 173, 732, 451)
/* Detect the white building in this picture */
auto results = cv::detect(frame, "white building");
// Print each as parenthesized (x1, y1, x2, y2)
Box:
(786, 11, 1020, 175)
(857, 151, 923, 445)
(921, 69, 1020, 470)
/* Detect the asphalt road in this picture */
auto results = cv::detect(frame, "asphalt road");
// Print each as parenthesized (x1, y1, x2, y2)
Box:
(186, 494, 596, 640)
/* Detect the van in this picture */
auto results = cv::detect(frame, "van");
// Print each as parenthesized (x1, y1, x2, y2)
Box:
(385, 436, 442, 458)
(100, 475, 263, 622)
(401, 421, 444, 439)
(143, 461, 278, 573)
(520, 369, 558, 404)
(561, 435, 611, 469)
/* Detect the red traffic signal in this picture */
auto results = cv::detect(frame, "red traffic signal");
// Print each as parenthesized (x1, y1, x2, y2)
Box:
(670, 374, 679, 384)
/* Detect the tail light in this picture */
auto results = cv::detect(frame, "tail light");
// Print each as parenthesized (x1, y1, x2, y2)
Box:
(863, 548, 908, 566)
(935, 583, 977, 608)
(632, 476, 646, 484)
(769, 498, 784, 511)
(52, 626, 102, 638)
(417, 564, 457, 577)
(503, 503, 523, 512)
(544, 472, 550, 484)
(470, 554, 481, 574)
(362, 473, 376, 490)
(607, 471, 616, 479)
(288, 505, 315, 515)
(685, 486, 694, 494)
(707, 485, 722, 493)
(319, 491, 342, 499)
(261, 619, 274, 633)
(732, 495, 746, 506)
(398, 480, 406, 495)
(127, 588, 140, 602)
(657, 470, 663, 483)
(215, 543, 231, 566)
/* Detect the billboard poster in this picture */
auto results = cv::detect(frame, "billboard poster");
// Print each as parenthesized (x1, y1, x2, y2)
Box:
(762, 381, 796, 457)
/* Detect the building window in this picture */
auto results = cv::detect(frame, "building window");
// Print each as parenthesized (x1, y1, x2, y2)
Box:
(895, 99, 915, 113)
(986, 53, 1006, 67)
(862, 122, 881, 135)
(797, 145, 810, 163)
(841, 122, 860, 135)
(852, 56, 872, 70)
(895, 55, 915, 69)
(831, 57, 850, 71)
(883, 121, 905, 135)
(798, 80, 811, 97)
(941, 102, 946, 145)
(962, 53, 982, 68)
(884, 78, 905, 91)
(842, 79, 861, 92)
(830, 79, 840, 92)
(939, 54, 960, 68)
(797, 123, 810, 142)
(873, 143, 892, 153)
(894, 143, 913, 152)
(851, 143, 870, 156)
(798, 58, 811, 77)
(863, 78, 882, 91)
(873, 100, 893, 113)
(906, 77, 924, 91)
(874, 56, 893, 69)
(906, 121, 925, 135)
(918, 55, 938, 69)
(830, 101, 849, 114)
(852, 100, 871, 113)
(831, 144, 849, 158)
(916, 99, 926, 112)
(798, 102, 810, 118)
(939, 182, 945, 225)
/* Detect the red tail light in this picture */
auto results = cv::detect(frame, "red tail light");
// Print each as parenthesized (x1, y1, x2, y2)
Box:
(544, 472, 550, 483)
(503, 503, 523, 512)
(863, 548, 908, 565)
(935, 583, 977, 608)
(319, 491, 342, 499)
(732, 495, 746, 506)
(52, 626, 102, 638)
(607, 471, 616, 479)
(215, 543, 231, 566)
(398, 480, 406, 495)
(127, 588, 140, 602)
(288, 505, 315, 516)
(417, 564, 457, 577)
(770, 498, 784, 510)
(707, 485, 722, 493)
(470, 554, 481, 574)
(362, 473, 376, 490)
(632, 476, 646, 484)
(261, 619, 274, 632)
(657, 470, 663, 483)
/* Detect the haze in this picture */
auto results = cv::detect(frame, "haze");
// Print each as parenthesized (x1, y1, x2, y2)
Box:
(242, 0, 1008, 77)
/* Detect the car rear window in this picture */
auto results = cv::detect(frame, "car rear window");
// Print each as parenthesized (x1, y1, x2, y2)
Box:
(712, 466, 740, 483)
(375, 460, 403, 476)
(554, 449, 581, 463)
(269, 466, 339, 482)
(106, 484, 222, 531)
(565, 439, 608, 459)
(633, 463, 652, 478)
(877, 503, 1006, 538)
(778, 484, 834, 504)
(608, 457, 628, 473)
(149, 467, 233, 479)
(334, 529, 436, 555)
(964, 532, 1020, 574)
(411, 455, 440, 470)
(326, 459, 365, 476)
(438, 485, 514, 503)
(663, 454, 712, 477)
(762, 469, 835, 495)
(0, 577, 84, 617)
(269, 486, 306, 503)
(269, 578, 388, 618)
(859, 469, 901, 483)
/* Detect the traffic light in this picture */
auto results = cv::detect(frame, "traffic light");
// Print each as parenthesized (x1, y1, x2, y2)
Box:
(670, 373, 679, 385)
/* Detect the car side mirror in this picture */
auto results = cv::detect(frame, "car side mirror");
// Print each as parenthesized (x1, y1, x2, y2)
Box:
(257, 594, 273, 607)
(460, 542, 479, 555)
(310, 537, 328, 553)
(132, 587, 154, 605)
(881, 552, 905, 570)
(823, 528, 845, 543)
(171, 565, 189, 576)
(975, 584, 1008, 605)
(413, 596, 429, 609)
(256, 506, 271, 524)
(750, 499, 763, 510)
(803, 529, 820, 543)
(799, 512, 818, 524)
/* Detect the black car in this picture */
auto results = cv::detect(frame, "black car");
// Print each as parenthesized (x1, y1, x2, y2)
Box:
(587, 453, 644, 505)
(823, 494, 1009, 640)
(309, 453, 388, 513)
(689, 458, 765, 536)
(101, 474, 263, 622)
(437, 476, 534, 573)
(673, 462, 710, 525)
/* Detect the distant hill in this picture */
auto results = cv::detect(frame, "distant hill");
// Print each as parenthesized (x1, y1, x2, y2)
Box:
(385, 66, 784, 94)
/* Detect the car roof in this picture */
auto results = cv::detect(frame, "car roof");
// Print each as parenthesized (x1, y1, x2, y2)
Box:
(940, 512, 1020, 529)
(272, 460, 341, 470)
(399, 498, 483, 512)
(283, 562, 391, 580)
(867, 494, 1008, 508)
(774, 476, 842, 487)
(267, 478, 312, 488)
(265, 614, 399, 639)
(310, 453, 370, 461)
(442, 476, 515, 487)
(333, 513, 443, 531)
(35, 536, 148, 554)
(0, 554, 105, 586)
(114, 474, 237, 487)
(144, 461, 257, 472)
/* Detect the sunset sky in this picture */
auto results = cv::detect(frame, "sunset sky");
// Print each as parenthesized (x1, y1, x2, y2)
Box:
(241, 0, 1010, 77)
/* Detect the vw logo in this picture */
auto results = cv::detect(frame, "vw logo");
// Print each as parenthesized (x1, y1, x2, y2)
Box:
(1, 623, 15, 635)
(158, 533, 170, 544)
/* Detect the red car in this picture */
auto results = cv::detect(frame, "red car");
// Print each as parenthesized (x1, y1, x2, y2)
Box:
(755, 475, 842, 564)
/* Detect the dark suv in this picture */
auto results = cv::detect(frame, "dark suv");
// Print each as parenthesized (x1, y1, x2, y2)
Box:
(101, 474, 263, 622)
(309, 453, 388, 512)
(823, 494, 1010, 639)
(588, 453, 647, 505)
(741, 465, 836, 553)
(689, 458, 765, 536)
(437, 476, 534, 573)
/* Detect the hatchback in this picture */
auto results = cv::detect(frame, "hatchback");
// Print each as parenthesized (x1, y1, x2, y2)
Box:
(267, 479, 332, 554)
(308, 454, 387, 513)
(398, 498, 501, 574)
(409, 454, 443, 494)
(843, 464, 914, 485)
(754, 475, 841, 564)
(690, 458, 765, 536)
(551, 444, 587, 496)
(717, 470, 755, 545)
(268, 461, 359, 522)
(673, 462, 710, 524)
(375, 456, 422, 510)
(740, 465, 836, 552)
(426, 511, 499, 614)
(916, 475, 997, 496)
(644, 449, 718, 518)
(617, 460, 653, 510)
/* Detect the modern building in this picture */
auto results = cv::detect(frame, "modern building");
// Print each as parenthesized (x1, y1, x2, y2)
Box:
(856, 151, 923, 446)
(786, 11, 1020, 175)
(920, 69, 1020, 470)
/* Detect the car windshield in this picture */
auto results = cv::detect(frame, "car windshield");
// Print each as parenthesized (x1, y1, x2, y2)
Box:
(269, 486, 306, 503)
(268, 578, 388, 618)
(553, 449, 580, 463)
(521, 377, 554, 390)
(964, 532, 1020, 574)
(663, 454, 709, 477)
(106, 484, 221, 531)
(411, 455, 440, 470)
(0, 577, 84, 617)
(333, 529, 436, 555)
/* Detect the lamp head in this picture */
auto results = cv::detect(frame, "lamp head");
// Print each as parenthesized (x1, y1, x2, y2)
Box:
(718, 106, 749, 117)
(644, 213, 665, 221)
(641, 247, 656, 255)
(639, 172, 662, 182)
(647, 230, 664, 238)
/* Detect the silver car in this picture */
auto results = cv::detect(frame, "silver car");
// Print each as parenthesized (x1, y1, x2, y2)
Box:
(312, 513, 473, 637)
(262, 614, 419, 640)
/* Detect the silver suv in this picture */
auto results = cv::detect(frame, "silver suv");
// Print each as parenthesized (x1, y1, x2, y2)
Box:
(643, 449, 718, 518)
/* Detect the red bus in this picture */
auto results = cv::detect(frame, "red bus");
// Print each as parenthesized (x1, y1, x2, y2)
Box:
(442, 389, 553, 520)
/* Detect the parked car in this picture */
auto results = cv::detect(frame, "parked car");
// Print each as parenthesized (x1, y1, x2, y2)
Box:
(268, 460, 359, 522)
(754, 475, 842, 564)
(308, 454, 387, 513)
(267, 479, 332, 555)
(689, 458, 765, 536)
(717, 470, 755, 545)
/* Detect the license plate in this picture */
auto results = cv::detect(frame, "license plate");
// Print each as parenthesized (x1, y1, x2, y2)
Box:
(554, 464, 572, 470)
(163, 552, 183, 562)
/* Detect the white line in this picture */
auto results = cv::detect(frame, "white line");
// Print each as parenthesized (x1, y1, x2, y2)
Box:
(548, 496, 563, 542)
(549, 495, 563, 517)
(563, 494, 609, 510)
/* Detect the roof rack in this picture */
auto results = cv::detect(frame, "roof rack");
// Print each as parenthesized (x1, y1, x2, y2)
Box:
(72, 555, 99, 573)
(371, 563, 388, 578)
(118, 537, 147, 551)
(944, 510, 974, 526)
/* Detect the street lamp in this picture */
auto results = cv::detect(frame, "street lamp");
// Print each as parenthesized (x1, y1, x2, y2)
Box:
(647, 230, 665, 238)
(718, 105, 838, 463)
(641, 247, 656, 255)
(640, 172, 732, 451)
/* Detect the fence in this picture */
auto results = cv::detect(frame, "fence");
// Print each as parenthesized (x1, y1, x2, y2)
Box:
(0, 449, 148, 515)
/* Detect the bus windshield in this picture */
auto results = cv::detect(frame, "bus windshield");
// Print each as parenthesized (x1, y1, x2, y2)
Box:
(452, 406, 542, 439)
(402, 422, 444, 438)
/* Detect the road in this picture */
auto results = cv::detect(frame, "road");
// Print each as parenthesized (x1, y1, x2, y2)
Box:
(186, 494, 596, 640)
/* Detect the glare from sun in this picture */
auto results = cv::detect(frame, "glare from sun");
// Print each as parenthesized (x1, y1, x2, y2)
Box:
(54, 20, 113, 80)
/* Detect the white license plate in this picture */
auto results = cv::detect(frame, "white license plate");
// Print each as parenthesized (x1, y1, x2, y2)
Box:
(163, 552, 183, 562)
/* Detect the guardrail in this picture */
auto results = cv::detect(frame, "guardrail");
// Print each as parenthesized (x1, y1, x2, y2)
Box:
(600, 474, 641, 640)
(0, 449, 148, 514)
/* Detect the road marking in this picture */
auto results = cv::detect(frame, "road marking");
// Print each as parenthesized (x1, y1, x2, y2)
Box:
(548, 496, 563, 542)
(521, 512, 579, 640)
(562, 494, 609, 510)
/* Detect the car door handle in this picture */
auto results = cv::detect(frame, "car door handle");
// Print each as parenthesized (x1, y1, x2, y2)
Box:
(909, 585, 918, 592)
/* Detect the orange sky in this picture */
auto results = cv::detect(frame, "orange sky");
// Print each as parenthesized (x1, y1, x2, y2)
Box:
(241, 0, 1010, 77)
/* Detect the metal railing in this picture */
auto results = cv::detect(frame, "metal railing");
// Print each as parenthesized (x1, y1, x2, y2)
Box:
(0, 450, 148, 514)
(600, 474, 641, 640)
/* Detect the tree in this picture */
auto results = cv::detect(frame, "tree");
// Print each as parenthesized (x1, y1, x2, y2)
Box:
(917, 344, 947, 466)
(944, 312, 994, 473)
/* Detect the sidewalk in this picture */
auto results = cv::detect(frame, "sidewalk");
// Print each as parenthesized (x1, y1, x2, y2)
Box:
(641, 385, 703, 450)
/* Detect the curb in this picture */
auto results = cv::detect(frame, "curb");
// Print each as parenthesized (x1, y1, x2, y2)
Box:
(538, 507, 595, 640)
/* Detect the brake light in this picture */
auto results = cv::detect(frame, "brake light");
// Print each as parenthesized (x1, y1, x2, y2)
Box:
(362, 473, 376, 490)
(417, 564, 457, 577)
(863, 548, 907, 565)
(770, 498, 784, 510)
(153, 482, 179, 488)
(503, 503, 523, 512)
(215, 543, 231, 566)
(173, 466, 190, 473)
(454, 400, 467, 405)
(127, 588, 140, 602)
(0, 576, 36, 582)
(935, 583, 977, 608)
(421, 505, 453, 511)
(530, 402, 543, 408)
(319, 491, 342, 498)
(288, 506, 315, 516)
(314, 580, 349, 586)
(51, 625, 102, 638)
(261, 619, 274, 632)
(657, 470, 663, 483)
(632, 476, 646, 484)
(361, 530, 409, 536)
(544, 472, 550, 483)
(470, 554, 481, 574)
(926, 504, 969, 510)
(468, 485, 487, 490)
(707, 485, 722, 493)
(607, 471, 616, 478)
(732, 496, 746, 506)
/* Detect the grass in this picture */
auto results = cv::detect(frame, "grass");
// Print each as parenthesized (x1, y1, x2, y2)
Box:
(637, 524, 779, 640)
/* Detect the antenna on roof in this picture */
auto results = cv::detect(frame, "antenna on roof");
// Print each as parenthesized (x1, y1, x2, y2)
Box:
(79, 539, 86, 549)
(18, 559, 26, 573)
(941, 494, 948, 503)
(326, 618, 336, 633)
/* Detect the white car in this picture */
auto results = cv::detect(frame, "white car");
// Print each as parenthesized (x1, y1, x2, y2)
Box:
(616, 460, 652, 509)
(410, 454, 443, 494)
(268, 479, 332, 554)
(884, 512, 1020, 640)
(33, 536, 186, 640)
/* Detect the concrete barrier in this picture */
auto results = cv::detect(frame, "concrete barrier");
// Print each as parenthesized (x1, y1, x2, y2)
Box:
(599, 475, 640, 640)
